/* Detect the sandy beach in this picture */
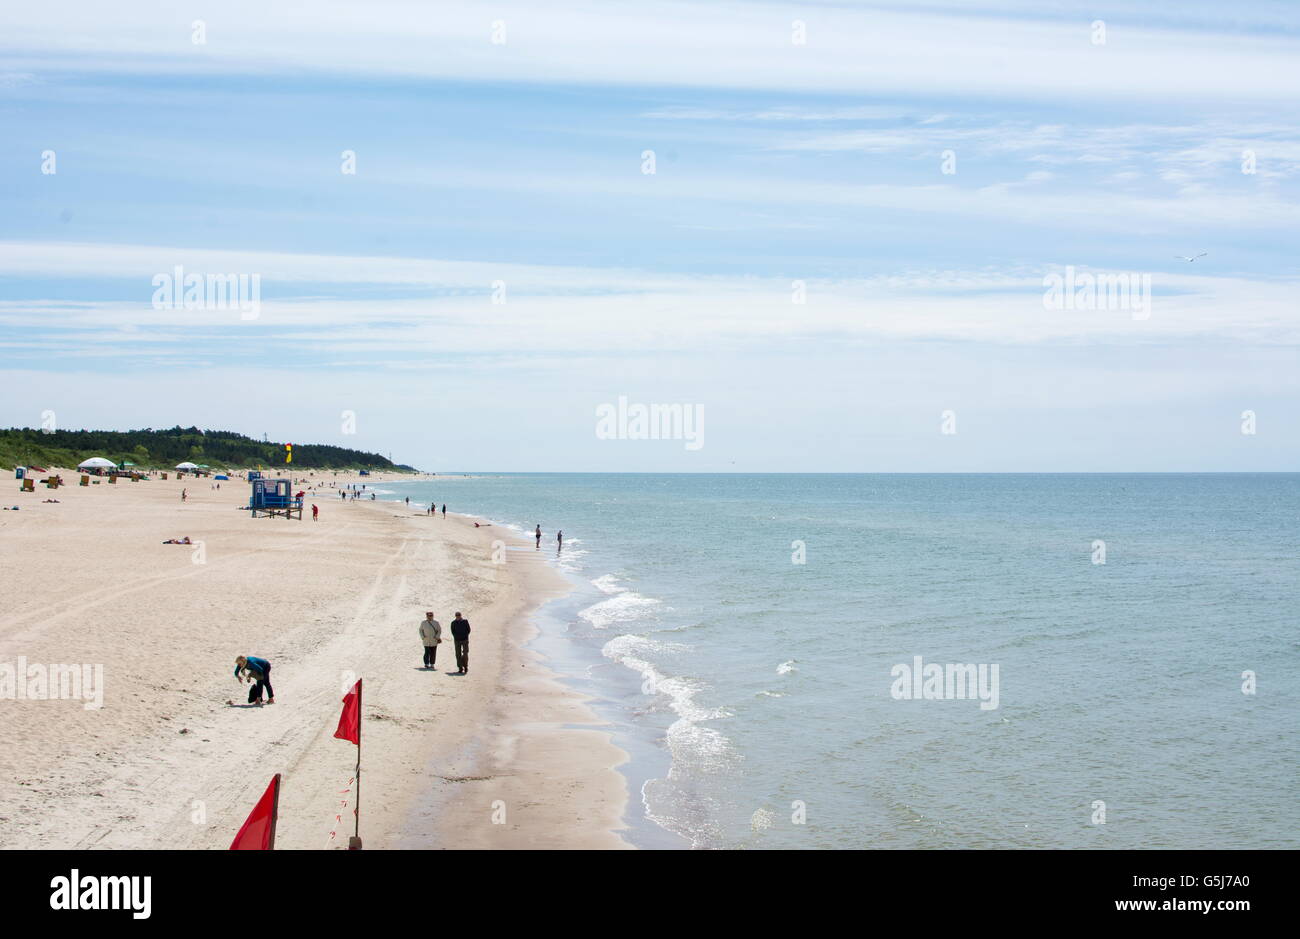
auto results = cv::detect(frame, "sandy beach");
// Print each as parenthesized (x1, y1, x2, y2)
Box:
(0, 470, 629, 849)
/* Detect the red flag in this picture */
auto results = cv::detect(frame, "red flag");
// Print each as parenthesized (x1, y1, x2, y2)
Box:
(334, 679, 361, 745)
(230, 774, 281, 850)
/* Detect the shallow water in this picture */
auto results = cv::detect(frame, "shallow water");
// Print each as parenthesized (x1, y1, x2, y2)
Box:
(387, 474, 1300, 850)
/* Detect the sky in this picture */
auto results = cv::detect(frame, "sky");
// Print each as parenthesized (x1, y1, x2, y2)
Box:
(1, 0, 1298, 472)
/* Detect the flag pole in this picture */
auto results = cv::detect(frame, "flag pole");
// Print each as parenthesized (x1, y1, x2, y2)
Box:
(353, 679, 362, 847)
(268, 772, 281, 851)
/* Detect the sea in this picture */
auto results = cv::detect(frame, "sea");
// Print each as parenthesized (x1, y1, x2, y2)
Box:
(378, 473, 1299, 850)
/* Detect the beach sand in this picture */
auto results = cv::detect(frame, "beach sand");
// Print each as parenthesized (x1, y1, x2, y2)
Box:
(0, 470, 629, 849)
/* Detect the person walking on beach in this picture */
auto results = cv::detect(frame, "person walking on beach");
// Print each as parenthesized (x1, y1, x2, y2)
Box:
(535, 525, 542, 549)
(181, 488, 187, 502)
(556, 530, 563, 553)
(233, 654, 274, 705)
(419, 611, 442, 669)
(441, 504, 446, 517)
(312, 503, 319, 521)
(450, 612, 471, 674)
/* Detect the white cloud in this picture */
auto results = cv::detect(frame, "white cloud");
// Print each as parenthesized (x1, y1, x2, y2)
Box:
(3, 243, 1298, 363)
(3, 1, 1300, 103)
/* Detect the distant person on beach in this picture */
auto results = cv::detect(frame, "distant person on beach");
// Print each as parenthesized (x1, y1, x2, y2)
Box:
(312, 503, 319, 521)
(233, 655, 275, 705)
(557, 530, 563, 552)
(405, 496, 410, 506)
(181, 488, 187, 502)
(419, 611, 442, 668)
(441, 504, 446, 517)
(535, 525, 542, 549)
(340, 490, 346, 500)
(450, 613, 471, 674)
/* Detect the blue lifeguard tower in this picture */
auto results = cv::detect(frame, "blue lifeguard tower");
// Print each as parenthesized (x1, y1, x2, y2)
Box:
(249, 477, 302, 519)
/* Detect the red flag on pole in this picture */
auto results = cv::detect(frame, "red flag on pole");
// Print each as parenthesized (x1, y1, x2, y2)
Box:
(230, 773, 281, 850)
(334, 679, 361, 745)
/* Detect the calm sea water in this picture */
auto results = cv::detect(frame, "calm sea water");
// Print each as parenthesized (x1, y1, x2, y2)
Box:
(382, 474, 1299, 850)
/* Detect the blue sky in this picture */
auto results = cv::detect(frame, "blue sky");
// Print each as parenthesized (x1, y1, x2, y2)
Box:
(2, 0, 1298, 471)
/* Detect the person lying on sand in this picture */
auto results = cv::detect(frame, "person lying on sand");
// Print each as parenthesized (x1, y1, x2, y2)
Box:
(162, 536, 192, 544)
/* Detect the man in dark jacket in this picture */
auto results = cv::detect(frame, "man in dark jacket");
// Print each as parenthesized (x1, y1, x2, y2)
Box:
(450, 613, 471, 675)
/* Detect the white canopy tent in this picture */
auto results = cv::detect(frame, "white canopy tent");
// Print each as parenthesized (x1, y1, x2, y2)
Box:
(77, 457, 116, 470)
(174, 461, 199, 470)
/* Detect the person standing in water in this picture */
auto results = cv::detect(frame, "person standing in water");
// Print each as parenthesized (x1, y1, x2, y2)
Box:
(556, 530, 563, 553)
(441, 504, 446, 517)
(535, 525, 542, 549)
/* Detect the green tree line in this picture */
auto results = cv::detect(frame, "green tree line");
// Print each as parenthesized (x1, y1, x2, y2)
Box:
(1, 426, 414, 471)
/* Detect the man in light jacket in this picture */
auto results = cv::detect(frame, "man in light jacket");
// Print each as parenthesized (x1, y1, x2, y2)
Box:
(419, 611, 442, 669)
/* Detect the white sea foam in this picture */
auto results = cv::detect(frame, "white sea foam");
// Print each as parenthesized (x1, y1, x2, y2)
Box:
(591, 573, 626, 595)
(600, 635, 688, 691)
(578, 591, 661, 629)
(555, 545, 589, 573)
(777, 660, 798, 675)
(665, 717, 738, 771)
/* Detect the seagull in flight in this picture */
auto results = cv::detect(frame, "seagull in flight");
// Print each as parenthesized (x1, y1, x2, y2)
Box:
(1174, 252, 1207, 262)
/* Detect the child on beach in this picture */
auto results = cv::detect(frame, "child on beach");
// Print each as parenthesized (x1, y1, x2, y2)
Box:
(233, 655, 275, 705)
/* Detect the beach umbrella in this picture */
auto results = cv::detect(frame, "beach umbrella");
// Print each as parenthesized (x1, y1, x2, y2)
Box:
(175, 461, 199, 470)
(78, 457, 115, 470)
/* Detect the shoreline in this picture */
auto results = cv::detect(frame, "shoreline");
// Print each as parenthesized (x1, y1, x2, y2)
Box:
(0, 468, 630, 849)
(377, 478, 688, 851)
